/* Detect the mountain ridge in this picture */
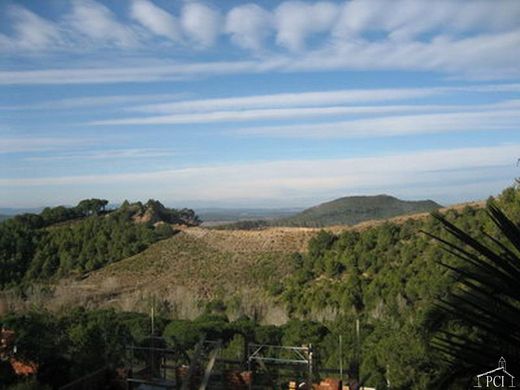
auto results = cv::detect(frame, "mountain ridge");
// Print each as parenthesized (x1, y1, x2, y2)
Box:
(214, 194, 443, 229)
(279, 194, 442, 226)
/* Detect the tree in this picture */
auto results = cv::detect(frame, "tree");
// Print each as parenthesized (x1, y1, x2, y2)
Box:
(76, 198, 108, 216)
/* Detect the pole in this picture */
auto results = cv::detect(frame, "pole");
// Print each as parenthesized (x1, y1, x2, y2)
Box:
(248, 351, 252, 390)
(151, 295, 155, 378)
(356, 318, 360, 387)
(339, 335, 343, 383)
(308, 344, 313, 389)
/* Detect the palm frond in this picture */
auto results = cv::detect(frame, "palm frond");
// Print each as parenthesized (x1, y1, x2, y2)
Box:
(425, 203, 520, 386)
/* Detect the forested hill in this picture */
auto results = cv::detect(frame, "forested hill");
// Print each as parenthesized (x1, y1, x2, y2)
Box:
(0, 198, 200, 288)
(269, 186, 520, 388)
(278, 194, 441, 226)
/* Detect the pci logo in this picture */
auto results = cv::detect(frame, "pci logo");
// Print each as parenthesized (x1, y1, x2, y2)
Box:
(475, 357, 516, 388)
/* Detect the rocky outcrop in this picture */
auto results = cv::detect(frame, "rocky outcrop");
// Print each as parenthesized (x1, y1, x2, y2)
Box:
(119, 199, 201, 226)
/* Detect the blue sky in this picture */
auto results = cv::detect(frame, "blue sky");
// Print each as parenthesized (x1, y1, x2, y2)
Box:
(1, 0, 520, 208)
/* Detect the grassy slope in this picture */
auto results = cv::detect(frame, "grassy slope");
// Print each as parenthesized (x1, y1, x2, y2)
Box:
(52, 227, 319, 319)
(278, 194, 442, 226)
(40, 200, 483, 321)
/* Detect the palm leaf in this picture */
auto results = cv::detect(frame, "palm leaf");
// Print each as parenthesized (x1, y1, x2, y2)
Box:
(424, 203, 520, 387)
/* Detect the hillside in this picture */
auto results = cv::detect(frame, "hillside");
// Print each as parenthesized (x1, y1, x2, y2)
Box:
(9, 196, 489, 324)
(46, 226, 320, 323)
(0, 214, 9, 222)
(3, 187, 517, 390)
(276, 194, 441, 226)
(0, 198, 200, 288)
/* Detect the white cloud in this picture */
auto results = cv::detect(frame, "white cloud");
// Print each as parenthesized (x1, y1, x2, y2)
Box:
(0, 61, 269, 85)
(0, 93, 185, 110)
(92, 104, 485, 126)
(333, 0, 520, 41)
(0, 1, 519, 79)
(24, 148, 175, 162)
(91, 96, 520, 128)
(287, 29, 520, 79)
(0, 137, 93, 154)
(225, 4, 272, 51)
(66, 0, 138, 48)
(231, 108, 520, 138)
(0, 5, 63, 51)
(2, 145, 517, 208)
(181, 3, 221, 47)
(130, 0, 181, 42)
(274, 1, 338, 51)
(133, 87, 445, 113)
(1, 25, 519, 83)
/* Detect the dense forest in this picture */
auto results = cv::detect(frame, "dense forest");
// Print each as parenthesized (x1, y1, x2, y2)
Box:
(0, 199, 199, 288)
(266, 186, 520, 388)
(0, 306, 340, 389)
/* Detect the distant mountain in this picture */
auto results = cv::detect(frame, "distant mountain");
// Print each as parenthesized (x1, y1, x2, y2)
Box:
(0, 207, 43, 216)
(276, 194, 442, 227)
(197, 207, 301, 225)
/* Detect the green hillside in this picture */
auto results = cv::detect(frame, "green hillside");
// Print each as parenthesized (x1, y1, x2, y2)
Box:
(0, 198, 200, 288)
(0, 214, 9, 222)
(268, 186, 520, 388)
(277, 194, 442, 226)
(2, 187, 519, 389)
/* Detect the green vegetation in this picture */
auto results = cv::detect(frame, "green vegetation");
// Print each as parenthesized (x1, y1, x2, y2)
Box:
(269, 187, 520, 388)
(278, 194, 441, 226)
(426, 202, 520, 387)
(0, 307, 331, 389)
(0, 199, 199, 288)
(0, 308, 153, 388)
(2, 188, 519, 389)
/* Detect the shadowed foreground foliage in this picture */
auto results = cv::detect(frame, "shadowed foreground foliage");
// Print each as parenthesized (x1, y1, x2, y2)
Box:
(425, 203, 520, 388)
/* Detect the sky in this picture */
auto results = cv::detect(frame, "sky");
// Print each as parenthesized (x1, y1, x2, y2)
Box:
(1, 0, 520, 209)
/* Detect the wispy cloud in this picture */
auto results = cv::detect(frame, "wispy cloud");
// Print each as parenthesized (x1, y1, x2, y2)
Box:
(181, 3, 222, 47)
(231, 107, 520, 138)
(2, 145, 517, 207)
(0, 61, 272, 85)
(0, 5, 64, 51)
(24, 148, 175, 161)
(0, 1, 517, 80)
(0, 93, 186, 111)
(92, 104, 471, 126)
(225, 4, 272, 52)
(65, 0, 139, 48)
(132, 87, 446, 113)
(1, 27, 518, 84)
(0, 137, 93, 154)
(234, 110, 520, 138)
(274, 1, 338, 51)
(90, 98, 520, 128)
(130, 0, 181, 42)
